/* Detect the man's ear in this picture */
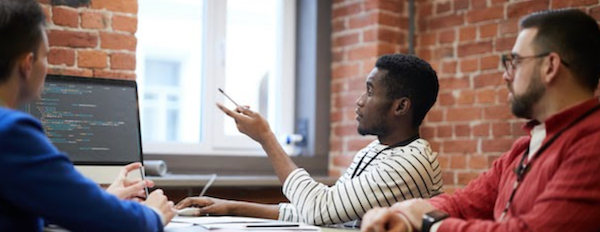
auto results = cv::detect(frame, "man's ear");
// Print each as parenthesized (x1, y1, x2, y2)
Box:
(393, 97, 411, 116)
(542, 52, 561, 84)
(18, 52, 35, 81)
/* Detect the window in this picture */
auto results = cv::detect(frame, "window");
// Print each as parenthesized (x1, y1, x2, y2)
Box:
(136, 0, 296, 155)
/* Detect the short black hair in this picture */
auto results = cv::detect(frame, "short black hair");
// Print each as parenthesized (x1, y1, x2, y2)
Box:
(0, 0, 46, 82)
(375, 54, 439, 128)
(521, 9, 600, 91)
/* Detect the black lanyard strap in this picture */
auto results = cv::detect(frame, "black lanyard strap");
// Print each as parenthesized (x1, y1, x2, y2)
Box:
(351, 134, 420, 179)
(499, 103, 600, 221)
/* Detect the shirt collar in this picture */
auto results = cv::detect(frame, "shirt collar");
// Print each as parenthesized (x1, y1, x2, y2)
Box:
(523, 97, 600, 136)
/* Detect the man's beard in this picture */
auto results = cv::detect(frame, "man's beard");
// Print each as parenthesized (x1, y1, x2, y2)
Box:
(510, 70, 545, 119)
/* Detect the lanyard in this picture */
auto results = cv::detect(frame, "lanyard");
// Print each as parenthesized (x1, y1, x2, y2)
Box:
(498, 103, 600, 222)
(351, 135, 420, 179)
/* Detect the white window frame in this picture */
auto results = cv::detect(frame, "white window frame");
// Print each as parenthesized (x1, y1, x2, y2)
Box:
(141, 0, 296, 156)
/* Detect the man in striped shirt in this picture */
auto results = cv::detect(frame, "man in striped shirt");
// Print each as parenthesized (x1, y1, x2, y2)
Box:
(175, 54, 443, 226)
(361, 9, 600, 232)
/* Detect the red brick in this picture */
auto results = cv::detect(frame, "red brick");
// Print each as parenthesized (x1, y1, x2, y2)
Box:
(377, 28, 403, 44)
(439, 29, 455, 44)
(334, 93, 360, 109)
(379, 12, 402, 28)
(100, 32, 136, 51)
(419, 2, 434, 18)
(457, 90, 475, 105)
(433, 46, 454, 59)
(81, 11, 107, 29)
(484, 105, 514, 120)
(110, 52, 136, 70)
(454, 0, 469, 11)
(442, 61, 457, 74)
(91, 0, 138, 14)
(480, 55, 500, 70)
(417, 48, 432, 62)
(365, 0, 403, 13)
(460, 58, 478, 73)
(333, 33, 360, 47)
(47, 30, 98, 48)
(332, 50, 344, 62)
(332, 63, 360, 79)
(48, 48, 75, 66)
(458, 41, 493, 57)
(93, 69, 136, 80)
(429, 14, 465, 30)
(507, 0, 550, 18)
(470, 155, 488, 169)
(436, 1, 451, 14)
(455, 124, 470, 137)
(459, 26, 476, 42)
(447, 107, 481, 121)
(482, 138, 514, 152)
(426, 109, 444, 122)
(474, 71, 503, 88)
(332, 2, 363, 19)
(329, 169, 342, 178)
(334, 124, 357, 137)
(420, 126, 435, 139)
(476, 88, 496, 103)
(78, 50, 107, 68)
(112, 15, 137, 33)
(347, 138, 373, 151)
(438, 125, 453, 138)
(499, 18, 519, 35)
(492, 122, 512, 136)
(47, 67, 93, 77)
(349, 44, 379, 61)
(491, 0, 509, 4)
(466, 6, 504, 23)
(349, 13, 377, 29)
(472, 0, 488, 9)
(333, 154, 354, 168)
(438, 92, 456, 106)
(495, 36, 517, 53)
(458, 172, 480, 185)
(419, 32, 436, 46)
(439, 76, 470, 89)
(450, 155, 466, 168)
(52, 7, 79, 28)
(479, 23, 498, 38)
(442, 171, 454, 185)
(332, 19, 346, 32)
(511, 121, 528, 136)
(498, 88, 510, 104)
(473, 123, 490, 136)
(445, 139, 477, 153)
(551, 0, 598, 9)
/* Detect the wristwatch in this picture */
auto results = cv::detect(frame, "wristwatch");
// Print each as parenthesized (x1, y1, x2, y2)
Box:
(422, 210, 449, 232)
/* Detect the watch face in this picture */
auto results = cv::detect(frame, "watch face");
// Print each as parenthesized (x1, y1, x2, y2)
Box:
(426, 210, 449, 220)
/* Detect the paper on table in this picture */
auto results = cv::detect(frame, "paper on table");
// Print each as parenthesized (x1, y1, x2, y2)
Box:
(170, 216, 320, 231)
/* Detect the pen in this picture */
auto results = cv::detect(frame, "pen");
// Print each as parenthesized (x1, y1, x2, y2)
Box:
(218, 88, 241, 108)
(199, 174, 217, 197)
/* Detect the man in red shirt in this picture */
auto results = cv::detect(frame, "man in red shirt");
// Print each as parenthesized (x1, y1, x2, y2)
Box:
(361, 9, 600, 232)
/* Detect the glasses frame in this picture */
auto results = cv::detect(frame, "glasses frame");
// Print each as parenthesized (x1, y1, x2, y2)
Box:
(501, 52, 570, 77)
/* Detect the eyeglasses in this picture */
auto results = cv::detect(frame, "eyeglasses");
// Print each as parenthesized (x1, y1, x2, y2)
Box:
(501, 52, 570, 77)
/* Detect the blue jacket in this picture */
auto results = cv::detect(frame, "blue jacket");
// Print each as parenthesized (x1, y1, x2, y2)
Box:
(0, 108, 163, 232)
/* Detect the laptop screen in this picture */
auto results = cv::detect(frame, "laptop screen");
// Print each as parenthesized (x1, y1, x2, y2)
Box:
(21, 75, 144, 183)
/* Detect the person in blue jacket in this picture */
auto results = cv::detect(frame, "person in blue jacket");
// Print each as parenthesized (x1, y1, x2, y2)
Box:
(0, 0, 176, 231)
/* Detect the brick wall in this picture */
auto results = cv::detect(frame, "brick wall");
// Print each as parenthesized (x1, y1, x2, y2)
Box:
(329, 0, 600, 193)
(38, 0, 138, 80)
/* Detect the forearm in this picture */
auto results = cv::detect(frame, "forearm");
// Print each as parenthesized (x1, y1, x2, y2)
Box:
(260, 132, 298, 183)
(229, 201, 280, 220)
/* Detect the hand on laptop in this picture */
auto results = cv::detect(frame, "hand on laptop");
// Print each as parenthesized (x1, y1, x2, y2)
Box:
(175, 196, 235, 216)
(107, 162, 154, 200)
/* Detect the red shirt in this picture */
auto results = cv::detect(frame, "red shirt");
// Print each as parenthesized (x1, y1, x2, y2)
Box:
(430, 98, 600, 232)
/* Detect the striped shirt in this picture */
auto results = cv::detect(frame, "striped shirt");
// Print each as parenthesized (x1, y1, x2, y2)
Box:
(278, 138, 443, 226)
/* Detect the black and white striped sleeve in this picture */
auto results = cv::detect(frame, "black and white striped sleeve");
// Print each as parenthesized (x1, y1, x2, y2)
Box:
(278, 145, 442, 225)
